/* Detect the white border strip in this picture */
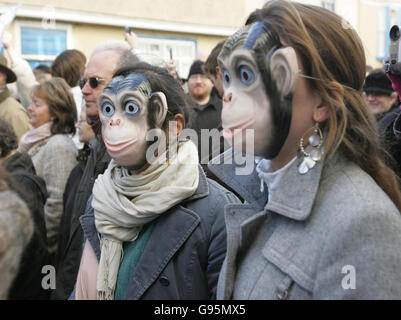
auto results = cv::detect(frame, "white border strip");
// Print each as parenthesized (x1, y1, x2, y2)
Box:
(0, 4, 237, 37)
(360, 0, 401, 8)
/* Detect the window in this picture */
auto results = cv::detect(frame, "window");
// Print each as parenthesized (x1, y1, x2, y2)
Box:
(377, 6, 388, 60)
(14, 21, 73, 69)
(377, 6, 401, 61)
(136, 34, 197, 79)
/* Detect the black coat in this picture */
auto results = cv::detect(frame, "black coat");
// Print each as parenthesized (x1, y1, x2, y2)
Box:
(378, 109, 401, 178)
(3, 152, 50, 300)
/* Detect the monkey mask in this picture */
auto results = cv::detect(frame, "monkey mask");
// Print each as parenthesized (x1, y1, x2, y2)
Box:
(218, 20, 298, 159)
(99, 73, 168, 169)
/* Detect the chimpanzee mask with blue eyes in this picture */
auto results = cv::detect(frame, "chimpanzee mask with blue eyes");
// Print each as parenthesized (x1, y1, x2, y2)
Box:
(99, 73, 167, 169)
(218, 20, 298, 159)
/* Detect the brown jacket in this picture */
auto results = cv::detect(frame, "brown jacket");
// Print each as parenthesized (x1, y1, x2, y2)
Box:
(0, 89, 32, 141)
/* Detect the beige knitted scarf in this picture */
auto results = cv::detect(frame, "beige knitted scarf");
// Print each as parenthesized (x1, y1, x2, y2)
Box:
(17, 122, 52, 154)
(92, 139, 199, 300)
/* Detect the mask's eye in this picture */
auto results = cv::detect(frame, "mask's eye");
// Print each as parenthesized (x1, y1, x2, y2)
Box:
(101, 102, 115, 118)
(239, 66, 255, 85)
(125, 101, 140, 117)
(222, 69, 231, 87)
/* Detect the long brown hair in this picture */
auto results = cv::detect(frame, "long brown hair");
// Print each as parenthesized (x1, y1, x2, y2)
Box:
(259, 0, 401, 211)
(51, 49, 87, 87)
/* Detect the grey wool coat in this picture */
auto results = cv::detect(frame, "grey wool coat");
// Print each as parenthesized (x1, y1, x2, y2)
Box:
(208, 149, 401, 300)
(29, 134, 77, 255)
(0, 189, 33, 299)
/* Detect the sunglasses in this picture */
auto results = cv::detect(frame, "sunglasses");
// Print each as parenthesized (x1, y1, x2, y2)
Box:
(79, 77, 106, 90)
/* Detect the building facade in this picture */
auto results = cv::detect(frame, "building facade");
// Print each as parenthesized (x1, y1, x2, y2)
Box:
(0, 0, 400, 78)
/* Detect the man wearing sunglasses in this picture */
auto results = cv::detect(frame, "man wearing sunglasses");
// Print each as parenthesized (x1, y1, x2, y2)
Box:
(52, 40, 139, 300)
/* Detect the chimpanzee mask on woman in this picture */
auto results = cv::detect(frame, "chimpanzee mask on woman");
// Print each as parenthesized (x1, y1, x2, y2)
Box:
(98, 72, 168, 170)
(218, 20, 298, 159)
(93, 69, 200, 300)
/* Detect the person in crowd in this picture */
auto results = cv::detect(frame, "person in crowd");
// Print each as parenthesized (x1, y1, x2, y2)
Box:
(51, 49, 87, 149)
(363, 68, 399, 121)
(74, 62, 239, 300)
(203, 40, 226, 98)
(186, 60, 224, 165)
(51, 40, 139, 300)
(208, 0, 401, 299)
(18, 77, 77, 261)
(194, 49, 210, 63)
(33, 65, 52, 83)
(366, 65, 373, 77)
(166, 58, 183, 86)
(376, 72, 401, 178)
(55, 108, 94, 273)
(0, 166, 33, 299)
(0, 53, 32, 141)
(2, 30, 38, 109)
(0, 118, 50, 299)
(187, 60, 215, 107)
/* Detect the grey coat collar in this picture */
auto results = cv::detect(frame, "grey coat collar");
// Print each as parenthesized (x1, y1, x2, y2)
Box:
(208, 148, 325, 221)
(207, 149, 268, 212)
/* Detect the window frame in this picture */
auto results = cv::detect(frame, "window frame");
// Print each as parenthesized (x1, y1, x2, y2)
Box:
(13, 19, 74, 66)
(321, 0, 335, 12)
(136, 33, 198, 79)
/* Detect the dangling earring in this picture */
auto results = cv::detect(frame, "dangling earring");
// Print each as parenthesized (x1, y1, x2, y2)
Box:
(298, 123, 324, 174)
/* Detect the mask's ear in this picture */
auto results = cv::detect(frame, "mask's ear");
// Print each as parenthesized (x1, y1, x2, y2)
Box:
(269, 46, 298, 97)
(150, 91, 168, 127)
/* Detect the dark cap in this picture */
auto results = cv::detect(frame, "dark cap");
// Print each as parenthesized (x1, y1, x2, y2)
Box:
(363, 70, 394, 95)
(0, 54, 16, 84)
(187, 60, 204, 80)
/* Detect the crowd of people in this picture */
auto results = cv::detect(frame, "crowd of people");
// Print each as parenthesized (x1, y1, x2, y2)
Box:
(2, 0, 401, 300)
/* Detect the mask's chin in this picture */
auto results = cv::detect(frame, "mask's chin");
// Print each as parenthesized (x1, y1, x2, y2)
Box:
(111, 139, 158, 172)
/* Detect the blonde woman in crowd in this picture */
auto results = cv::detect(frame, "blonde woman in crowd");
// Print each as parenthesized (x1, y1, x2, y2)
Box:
(18, 78, 77, 259)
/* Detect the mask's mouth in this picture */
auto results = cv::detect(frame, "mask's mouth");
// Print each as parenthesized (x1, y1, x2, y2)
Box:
(222, 118, 255, 139)
(104, 137, 137, 152)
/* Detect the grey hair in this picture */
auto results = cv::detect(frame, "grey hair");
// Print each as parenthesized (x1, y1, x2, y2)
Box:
(90, 40, 139, 69)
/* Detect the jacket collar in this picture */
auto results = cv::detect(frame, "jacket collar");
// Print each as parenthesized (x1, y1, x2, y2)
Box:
(183, 164, 209, 202)
(192, 91, 222, 112)
(4, 151, 36, 175)
(0, 88, 10, 104)
(208, 148, 268, 212)
(208, 148, 326, 221)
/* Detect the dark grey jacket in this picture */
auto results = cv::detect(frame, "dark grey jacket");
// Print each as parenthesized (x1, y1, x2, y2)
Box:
(4, 152, 50, 300)
(79, 166, 240, 299)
